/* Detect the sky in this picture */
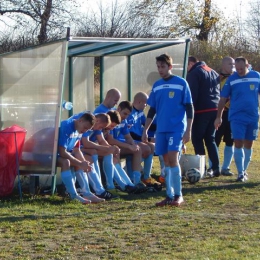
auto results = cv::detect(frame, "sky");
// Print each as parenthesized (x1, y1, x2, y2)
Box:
(86, 0, 251, 19)
(213, 0, 250, 17)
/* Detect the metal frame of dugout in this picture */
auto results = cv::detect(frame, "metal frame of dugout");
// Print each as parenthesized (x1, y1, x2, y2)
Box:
(0, 35, 191, 196)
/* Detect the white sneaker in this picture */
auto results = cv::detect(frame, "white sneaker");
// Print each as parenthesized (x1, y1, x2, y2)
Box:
(74, 195, 91, 204)
(83, 194, 105, 204)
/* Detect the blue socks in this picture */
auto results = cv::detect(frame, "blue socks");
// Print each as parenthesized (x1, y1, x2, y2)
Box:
(159, 155, 165, 177)
(132, 171, 142, 184)
(61, 169, 89, 203)
(75, 169, 92, 196)
(159, 155, 165, 169)
(61, 169, 78, 199)
(165, 167, 174, 199)
(115, 163, 133, 186)
(243, 147, 252, 172)
(222, 145, 234, 170)
(103, 154, 115, 189)
(170, 165, 182, 197)
(234, 147, 244, 174)
(125, 155, 133, 180)
(165, 166, 182, 199)
(143, 153, 153, 180)
(92, 154, 101, 179)
(85, 166, 105, 195)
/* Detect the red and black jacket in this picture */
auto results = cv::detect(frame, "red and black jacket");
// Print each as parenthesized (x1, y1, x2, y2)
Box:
(187, 61, 220, 114)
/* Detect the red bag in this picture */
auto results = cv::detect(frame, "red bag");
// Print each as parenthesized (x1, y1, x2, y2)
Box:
(0, 125, 26, 197)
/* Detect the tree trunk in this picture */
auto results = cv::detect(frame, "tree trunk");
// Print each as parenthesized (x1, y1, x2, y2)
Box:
(196, 0, 216, 41)
(37, 0, 52, 44)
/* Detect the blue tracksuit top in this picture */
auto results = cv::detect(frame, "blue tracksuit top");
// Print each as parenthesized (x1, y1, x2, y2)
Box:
(186, 61, 220, 113)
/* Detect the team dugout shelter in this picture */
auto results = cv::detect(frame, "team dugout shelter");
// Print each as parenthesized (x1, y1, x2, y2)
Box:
(0, 36, 191, 194)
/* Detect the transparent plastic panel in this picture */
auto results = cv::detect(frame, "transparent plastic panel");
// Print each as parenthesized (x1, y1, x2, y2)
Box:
(0, 42, 66, 170)
(103, 56, 128, 103)
(132, 44, 186, 96)
(73, 57, 95, 113)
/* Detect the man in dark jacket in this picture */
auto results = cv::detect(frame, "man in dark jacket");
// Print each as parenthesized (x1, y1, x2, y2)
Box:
(186, 56, 220, 177)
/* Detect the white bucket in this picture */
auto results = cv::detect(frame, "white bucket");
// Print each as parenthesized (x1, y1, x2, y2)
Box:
(179, 154, 205, 178)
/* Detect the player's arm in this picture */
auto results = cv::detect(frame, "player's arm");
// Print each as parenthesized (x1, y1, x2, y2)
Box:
(214, 97, 227, 130)
(142, 106, 156, 142)
(81, 136, 102, 150)
(95, 133, 120, 155)
(106, 132, 135, 150)
(182, 103, 194, 144)
(124, 133, 135, 145)
(96, 133, 110, 147)
(58, 146, 91, 171)
(81, 135, 113, 153)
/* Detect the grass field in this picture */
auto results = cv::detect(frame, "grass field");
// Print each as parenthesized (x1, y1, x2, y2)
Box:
(0, 142, 260, 260)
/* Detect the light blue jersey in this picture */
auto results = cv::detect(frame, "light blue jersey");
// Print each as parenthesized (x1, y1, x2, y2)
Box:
(112, 119, 129, 141)
(94, 104, 110, 114)
(70, 111, 101, 138)
(58, 118, 82, 152)
(128, 107, 146, 137)
(81, 129, 103, 142)
(148, 75, 192, 133)
(221, 70, 260, 122)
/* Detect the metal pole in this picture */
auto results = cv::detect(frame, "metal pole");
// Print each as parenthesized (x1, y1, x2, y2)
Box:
(183, 39, 191, 79)
(127, 56, 132, 101)
(100, 56, 104, 103)
(68, 57, 73, 117)
(14, 133, 22, 200)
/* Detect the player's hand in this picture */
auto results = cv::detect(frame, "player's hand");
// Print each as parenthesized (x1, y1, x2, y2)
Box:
(80, 160, 93, 172)
(128, 144, 140, 152)
(108, 145, 120, 156)
(214, 118, 222, 130)
(142, 131, 148, 143)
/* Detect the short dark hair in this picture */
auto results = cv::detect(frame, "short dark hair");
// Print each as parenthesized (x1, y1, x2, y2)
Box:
(188, 56, 198, 63)
(95, 113, 111, 125)
(107, 110, 121, 124)
(235, 56, 248, 64)
(118, 100, 132, 112)
(79, 112, 95, 126)
(156, 53, 172, 67)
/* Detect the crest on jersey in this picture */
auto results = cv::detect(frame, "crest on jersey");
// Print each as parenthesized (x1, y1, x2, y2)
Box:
(169, 91, 175, 98)
(250, 84, 255, 90)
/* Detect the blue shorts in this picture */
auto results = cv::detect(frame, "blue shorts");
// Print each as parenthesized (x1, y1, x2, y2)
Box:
(155, 132, 183, 155)
(230, 120, 259, 140)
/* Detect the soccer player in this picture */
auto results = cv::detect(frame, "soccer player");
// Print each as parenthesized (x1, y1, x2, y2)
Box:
(142, 53, 193, 207)
(95, 88, 121, 112)
(127, 91, 161, 188)
(215, 56, 260, 182)
(69, 112, 118, 200)
(80, 111, 139, 194)
(214, 56, 235, 176)
(105, 101, 146, 190)
(187, 56, 220, 177)
(57, 112, 104, 204)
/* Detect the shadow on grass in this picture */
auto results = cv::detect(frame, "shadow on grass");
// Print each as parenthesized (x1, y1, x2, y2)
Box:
(1, 180, 259, 207)
(183, 179, 260, 195)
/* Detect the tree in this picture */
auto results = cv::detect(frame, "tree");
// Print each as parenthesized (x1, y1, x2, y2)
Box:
(75, 0, 158, 38)
(245, 0, 260, 51)
(0, 0, 80, 44)
(134, 0, 220, 41)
